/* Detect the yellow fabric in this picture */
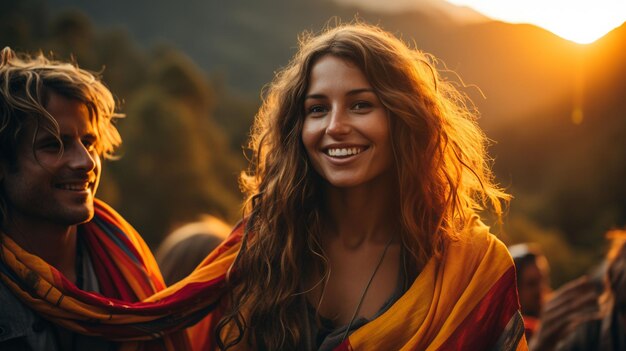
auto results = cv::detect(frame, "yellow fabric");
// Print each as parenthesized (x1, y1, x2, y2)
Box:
(146, 237, 240, 303)
(346, 216, 527, 350)
(191, 217, 528, 350)
(0, 200, 193, 350)
(517, 335, 529, 351)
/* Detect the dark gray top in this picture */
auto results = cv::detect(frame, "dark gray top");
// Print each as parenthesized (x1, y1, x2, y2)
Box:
(303, 265, 409, 351)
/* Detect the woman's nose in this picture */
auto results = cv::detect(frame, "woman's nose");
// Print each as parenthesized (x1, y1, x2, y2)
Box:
(326, 108, 351, 136)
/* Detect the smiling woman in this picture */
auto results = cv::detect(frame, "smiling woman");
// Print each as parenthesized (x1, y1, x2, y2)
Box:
(302, 55, 394, 189)
(188, 22, 527, 351)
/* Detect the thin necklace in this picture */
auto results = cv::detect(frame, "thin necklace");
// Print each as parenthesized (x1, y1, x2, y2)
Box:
(340, 236, 394, 343)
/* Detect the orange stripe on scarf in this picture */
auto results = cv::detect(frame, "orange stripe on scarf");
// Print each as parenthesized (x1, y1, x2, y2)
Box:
(0, 199, 241, 350)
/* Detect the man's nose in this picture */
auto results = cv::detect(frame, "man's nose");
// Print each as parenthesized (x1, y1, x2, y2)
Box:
(66, 141, 96, 171)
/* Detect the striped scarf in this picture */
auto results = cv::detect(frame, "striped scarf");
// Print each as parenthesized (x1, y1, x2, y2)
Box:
(1, 200, 527, 350)
(0, 199, 238, 350)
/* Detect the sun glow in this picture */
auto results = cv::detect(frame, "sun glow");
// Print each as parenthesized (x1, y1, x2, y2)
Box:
(446, 0, 626, 44)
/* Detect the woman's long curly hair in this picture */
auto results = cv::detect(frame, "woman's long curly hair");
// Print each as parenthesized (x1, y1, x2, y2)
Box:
(216, 22, 510, 350)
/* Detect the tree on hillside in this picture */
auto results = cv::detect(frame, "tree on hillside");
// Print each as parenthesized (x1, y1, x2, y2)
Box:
(110, 49, 242, 246)
(0, 0, 48, 51)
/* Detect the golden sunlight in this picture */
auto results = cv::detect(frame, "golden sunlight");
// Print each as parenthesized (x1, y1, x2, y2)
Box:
(446, 0, 626, 44)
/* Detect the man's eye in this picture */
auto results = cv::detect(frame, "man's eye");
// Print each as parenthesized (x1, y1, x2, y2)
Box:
(39, 141, 62, 151)
(83, 140, 97, 152)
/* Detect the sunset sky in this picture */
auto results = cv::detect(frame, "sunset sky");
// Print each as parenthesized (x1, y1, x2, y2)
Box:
(446, 0, 626, 44)
(334, 0, 626, 44)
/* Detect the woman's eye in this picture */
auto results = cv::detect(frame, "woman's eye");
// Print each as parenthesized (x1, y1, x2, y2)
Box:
(308, 105, 327, 114)
(353, 101, 373, 111)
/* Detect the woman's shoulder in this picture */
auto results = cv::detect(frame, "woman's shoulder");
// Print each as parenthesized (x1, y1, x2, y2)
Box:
(454, 214, 505, 245)
(446, 215, 513, 266)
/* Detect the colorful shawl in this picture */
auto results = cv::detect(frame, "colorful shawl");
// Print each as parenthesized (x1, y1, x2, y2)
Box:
(0, 199, 238, 350)
(331, 216, 528, 350)
(1, 201, 527, 351)
(190, 216, 528, 351)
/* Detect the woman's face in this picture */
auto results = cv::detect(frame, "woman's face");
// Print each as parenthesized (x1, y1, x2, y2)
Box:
(301, 55, 394, 189)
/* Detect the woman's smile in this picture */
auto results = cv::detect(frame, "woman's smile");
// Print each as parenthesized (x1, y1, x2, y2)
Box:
(302, 55, 394, 189)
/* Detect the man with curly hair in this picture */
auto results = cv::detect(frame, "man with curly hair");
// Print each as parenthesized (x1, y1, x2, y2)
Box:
(0, 47, 190, 350)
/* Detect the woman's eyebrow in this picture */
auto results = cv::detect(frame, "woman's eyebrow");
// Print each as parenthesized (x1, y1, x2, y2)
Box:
(305, 88, 375, 100)
(346, 88, 375, 96)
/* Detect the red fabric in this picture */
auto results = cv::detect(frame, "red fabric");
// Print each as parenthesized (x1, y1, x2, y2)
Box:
(523, 315, 539, 340)
(334, 341, 352, 351)
(436, 266, 519, 350)
(87, 231, 135, 300)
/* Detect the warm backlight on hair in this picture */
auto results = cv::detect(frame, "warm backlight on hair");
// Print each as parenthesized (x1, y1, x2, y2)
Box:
(446, 0, 626, 44)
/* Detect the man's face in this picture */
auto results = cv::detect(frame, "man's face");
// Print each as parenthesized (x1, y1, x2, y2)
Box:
(518, 262, 547, 317)
(1, 92, 101, 230)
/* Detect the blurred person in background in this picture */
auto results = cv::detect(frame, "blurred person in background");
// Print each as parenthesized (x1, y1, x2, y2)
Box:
(526, 234, 625, 351)
(156, 215, 230, 286)
(533, 230, 626, 351)
(509, 243, 552, 340)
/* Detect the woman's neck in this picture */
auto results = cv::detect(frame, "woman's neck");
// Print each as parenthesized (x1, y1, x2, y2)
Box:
(322, 180, 399, 246)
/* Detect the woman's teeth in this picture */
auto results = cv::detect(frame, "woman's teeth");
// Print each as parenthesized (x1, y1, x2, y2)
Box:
(327, 147, 362, 157)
